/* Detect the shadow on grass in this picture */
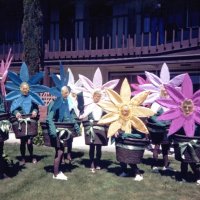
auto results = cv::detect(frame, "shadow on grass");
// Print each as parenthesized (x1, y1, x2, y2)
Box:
(142, 157, 164, 167)
(5, 161, 26, 178)
(80, 158, 113, 169)
(16, 154, 48, 163)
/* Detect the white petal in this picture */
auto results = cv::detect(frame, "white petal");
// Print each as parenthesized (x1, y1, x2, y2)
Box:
(160, 63, 170, 83)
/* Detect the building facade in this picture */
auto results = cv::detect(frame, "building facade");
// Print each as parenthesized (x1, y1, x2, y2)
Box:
(0, 0, 200, 90)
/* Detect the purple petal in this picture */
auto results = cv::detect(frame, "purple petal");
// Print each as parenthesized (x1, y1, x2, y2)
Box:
(160, 63, 170, 84)
(165, 85, 185, 103)
(137, 76, 147, 84)
(131, 83, 140, 91)
(183, 116, 195, 137)
(139, 84, 160, 92)
(192, 89, 200, 102)
(158, 109, 181, 121)
(156, 98, 178, 109)
(79, 75, 94, 93)
(93, 68, 103, 88)
(145, 71, 162, 87)
(169, 73, 186, 87)
(168, 116, 185, 136)
(181, 73, 193, 98)
(194, 111, 200, 125)
(102, 79, 119, 90)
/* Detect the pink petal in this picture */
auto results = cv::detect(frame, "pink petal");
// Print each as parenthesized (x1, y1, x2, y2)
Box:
(192, 89, 200, 102)
(143, 93, 160, 104)
(169, 74, 186, 87)
(102, 79, 119, 90)
(131, 90, 142, 96)
(139, 84, 160, 93)
(131, 83, 140, 91)
(137, 76, 147, 84)
(183, 116, 195, 137)
(194, 111, 200, 125)
(168, 116, 185, 136)
(181, 73, 193, 98)
(145, 71, 163, 87)
(158, 109, 181, 121)
(93, 68, 103, 88)
(156, 98, 178, 109)
(79, 75, 94, 93)
(160, 63, 170, 84)
(165, 85, 185, 103)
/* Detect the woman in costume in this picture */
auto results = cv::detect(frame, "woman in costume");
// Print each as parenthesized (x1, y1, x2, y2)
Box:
(47, 65, 81, 180)
(79, 68, 119, 173)
(5, 62, 48, 165)
(157, 74, 200, 184)
(98, 78, 154, 181)
(140, 63, 185, 172)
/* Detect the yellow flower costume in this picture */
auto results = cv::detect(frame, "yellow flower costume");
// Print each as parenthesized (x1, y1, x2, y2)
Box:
(98, 78, 155, 137)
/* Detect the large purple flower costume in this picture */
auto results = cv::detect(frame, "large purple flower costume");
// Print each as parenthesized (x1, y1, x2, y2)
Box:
(157, 74, 200, 137)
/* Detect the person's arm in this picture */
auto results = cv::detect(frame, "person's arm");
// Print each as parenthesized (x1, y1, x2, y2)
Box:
(46, 101, 57, 138)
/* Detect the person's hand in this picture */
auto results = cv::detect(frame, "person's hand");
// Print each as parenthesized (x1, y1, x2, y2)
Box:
(79, 114, 85, 119)
(114, 132, 119, 138)
(32, 111, 37, 118)
(16, 112, 21, 119)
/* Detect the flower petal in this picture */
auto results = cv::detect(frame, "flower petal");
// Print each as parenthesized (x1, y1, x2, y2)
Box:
(79, 75, 94, 93)
(164, 85, 185, 103)
(181, 73, 193, 99)
(8, 71, 22, 86)
(145, 71, 162, 87)
(132, 106, 155, 117)
(29, 91, 44, 105)
(168, 116, 185, 136)
(158, 109, 182, 121)
(183, 115, 195, 137)
(51, 73, 61, 89)
(131, 91, 150, 106)
(192, 89, 200, 103)
(194, 110, 200, 125)
(102, 79, 119, 90)
(121, 120, 132, 134)
(120, 78, 131, 103)
(139, 84, 160, 93)
(30, 85, 49, 93)
(68, 68, 75, 85)
(92, 104, 103, 120)
(20, 62, 29, 82)
(169, 73, 186, 87)
(156, 98, 178, 109)
(143, 93, 160, 105)
(107, 121, 122, 137)
(28, 72, 44, 85)
(106, 89, 123, 105)
(98, 100, 118, 113)
(160, 63, 170, 84)
(93, 68, 103, 88)
(131, 116, 149, 134)
(6, 82, 19, 91)
(137, 76, 147, 84)
(98, 113, 119, 124)
(82, 103, 96, 118)
(49, 87, 61, 97)
(5, 91, 21, 101)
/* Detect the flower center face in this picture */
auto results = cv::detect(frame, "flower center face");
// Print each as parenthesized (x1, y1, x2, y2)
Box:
(160, 86, 168, 98)
(119, 104, 132, 120)
(181, 99, 194, 116)
(61, 86, 70, 99)
(93, 92, 102, 103)
(20, 82, 30, 96)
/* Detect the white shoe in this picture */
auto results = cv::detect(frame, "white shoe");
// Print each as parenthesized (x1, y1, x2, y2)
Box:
(197, 180, 200, 185)
(53, 172, 68, 180)
(162, 166, 175, 171)
(152, 166, 159, 173)
(134, 174, 143, 181)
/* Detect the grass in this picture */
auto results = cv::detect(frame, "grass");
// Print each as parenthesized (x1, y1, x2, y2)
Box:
(0, 143, 200, 200)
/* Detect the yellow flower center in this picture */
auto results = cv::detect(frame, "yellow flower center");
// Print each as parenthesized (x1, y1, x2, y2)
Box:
(20, 82, 30, 96)
(93, 91, 102, 103)
(119, 104, 132, 121)
(181, 99, 194, 116)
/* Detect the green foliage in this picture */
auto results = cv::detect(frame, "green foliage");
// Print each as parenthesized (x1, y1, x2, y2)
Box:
(21, 0, 43, 75)
(33, 122, 44, 146)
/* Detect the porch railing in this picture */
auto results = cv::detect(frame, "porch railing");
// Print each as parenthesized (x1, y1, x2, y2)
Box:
(0, 27, 199, 61)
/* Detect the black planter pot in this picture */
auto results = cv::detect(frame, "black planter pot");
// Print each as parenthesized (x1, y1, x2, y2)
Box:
(0, 113, 10, 142)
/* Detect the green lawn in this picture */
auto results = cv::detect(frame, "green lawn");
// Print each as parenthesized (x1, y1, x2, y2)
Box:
(0, 143, 200, 200)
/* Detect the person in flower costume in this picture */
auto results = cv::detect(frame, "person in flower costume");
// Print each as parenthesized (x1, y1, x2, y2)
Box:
(140, 63, 185, 172)
(0, 50, 12, 179)
(157, 73, 200, 184)
(98, 78, 154, 181)
(79, 68, 119, 173)
(47, 64, 82, 180)
(5, 62, 48, 165)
